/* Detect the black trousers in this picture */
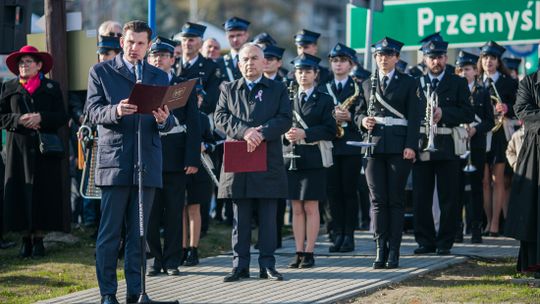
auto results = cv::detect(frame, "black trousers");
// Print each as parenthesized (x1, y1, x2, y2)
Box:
(232, 198, 277, 269)
(365, 154, 412, 248)
(457, 148, 486, 229)
(147, 172, 186, 270)
(327, 154, 363, 236)
(357, 173, 371, 227)
(413, 159, 460, 250)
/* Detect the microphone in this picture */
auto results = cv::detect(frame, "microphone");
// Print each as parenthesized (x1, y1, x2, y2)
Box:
(135, 60, 143, 83)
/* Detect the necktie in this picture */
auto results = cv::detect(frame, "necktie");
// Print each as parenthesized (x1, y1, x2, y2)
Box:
(247, 82, 254, 91)
(336, 82, 343, 95)
(381, 76, 389, 92)
(300, 92, 307, 106)
(234, 54, 239, 67)
(431, 78, 439, 90)
(183, 62, 191, 70)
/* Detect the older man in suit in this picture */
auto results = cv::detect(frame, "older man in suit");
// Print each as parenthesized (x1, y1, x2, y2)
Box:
(214, 43, 292, 282)
(86, 20, 174, 304)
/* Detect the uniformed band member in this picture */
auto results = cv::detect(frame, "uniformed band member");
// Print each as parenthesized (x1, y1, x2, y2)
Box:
(97, 35, 122, 62)
(217, 17, 251, 82)
(146, 36, 201, 276)
(478, 41, 518, 237)
(285, 54, 336, 268)
(454, 51, 494, 244)
(503, 57, 522, 80)
(320, 43, 363, 253)
(254, 32, 289, 79)
(214, 43, 291, 282)
(506, 64, 540, 279)
(263, 45, 286, 82)
(413, 38, 474, 255)
(419, 32, 456, 75)
(356, 37, 420, 268)
(182, 84, 216, 267)
(176, 22, 222, 115)
(291, 29, 331, 84)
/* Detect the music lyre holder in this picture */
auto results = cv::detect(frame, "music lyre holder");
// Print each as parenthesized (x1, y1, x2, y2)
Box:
(134, 61, 178, 304)
(346, 140, 376, 148)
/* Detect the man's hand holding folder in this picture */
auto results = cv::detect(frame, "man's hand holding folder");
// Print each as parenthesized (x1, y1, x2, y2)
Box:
(243, 126, 265, 152)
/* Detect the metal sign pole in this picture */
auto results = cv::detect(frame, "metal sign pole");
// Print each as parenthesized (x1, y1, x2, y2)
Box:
(363, 0, 376, 70)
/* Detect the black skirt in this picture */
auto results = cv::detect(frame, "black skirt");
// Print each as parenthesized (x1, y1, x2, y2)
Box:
(186, 172, 213, 205)
(487, 129, 508, 165)
(287, 168, 327, 201)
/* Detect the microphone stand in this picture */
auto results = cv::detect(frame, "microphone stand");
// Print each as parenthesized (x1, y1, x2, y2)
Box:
(134, 60, 178, 304)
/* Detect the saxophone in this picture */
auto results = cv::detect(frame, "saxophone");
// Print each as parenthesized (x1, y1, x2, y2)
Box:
(335, 81, 360, 138)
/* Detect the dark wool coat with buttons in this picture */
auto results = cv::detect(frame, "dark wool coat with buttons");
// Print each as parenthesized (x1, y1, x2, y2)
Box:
(214, 76, 292, 199)
(0, 77, 68, 232)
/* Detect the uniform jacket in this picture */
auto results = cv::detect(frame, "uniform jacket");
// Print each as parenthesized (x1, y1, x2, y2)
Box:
(214, 76, 292, 199)
(417, 72, 474, 161)
(355, 70, 421, 154)
(177, 54, 222, 114)
(469, 81, 495, 151)
(487, 73, 519, 119)
(160, 74, 201, 172)
(217, 53, 242, 82)
(86, 54, 174, 188)
(283, 88, 337, 169)
(0, 77, 69, 232)
(319, 76, 364, 155)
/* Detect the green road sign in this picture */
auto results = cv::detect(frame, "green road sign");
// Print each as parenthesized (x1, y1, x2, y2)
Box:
(347, 0, 540, 51)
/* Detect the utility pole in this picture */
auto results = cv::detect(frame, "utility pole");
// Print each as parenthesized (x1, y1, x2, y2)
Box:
(44, 0, 71, 232)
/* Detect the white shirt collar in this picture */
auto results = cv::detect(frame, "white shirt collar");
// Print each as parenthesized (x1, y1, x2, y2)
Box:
(265, 73, 277, 80)
(168, 71, 174, 82)
(334, 77, 348, 88)
(299, 86, 315, 100)
(123, 56, 135, 71)
(183, 55, 199, 67)
(468, 81, 474, 92)
(428, 70, 445, 82)
(245, 76, 263, 87)
(483, 71, 500, 84)
(379, 69, 395, 84)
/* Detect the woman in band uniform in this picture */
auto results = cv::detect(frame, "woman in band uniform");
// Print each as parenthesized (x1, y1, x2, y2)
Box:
(284, 54, 336, 268)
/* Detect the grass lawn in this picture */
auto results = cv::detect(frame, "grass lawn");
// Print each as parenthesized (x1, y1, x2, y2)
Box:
(349, 258, 540, 304)
(0, 221, 232, 304)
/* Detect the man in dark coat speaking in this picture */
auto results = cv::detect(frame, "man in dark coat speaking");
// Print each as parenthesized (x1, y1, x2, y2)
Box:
(86, 20, 174, 304)
(214, 43, 292, 282)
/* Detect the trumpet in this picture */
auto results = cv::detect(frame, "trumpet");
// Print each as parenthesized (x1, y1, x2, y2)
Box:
(488, 79, 505, 133)
(423, 83, 438, 152)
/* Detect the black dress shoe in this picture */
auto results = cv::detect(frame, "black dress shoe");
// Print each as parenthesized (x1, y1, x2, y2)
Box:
(101, 294, 119, 304)
(339, 235, 355, 252)
(413, 246, 436, 254)
(259, 267, 283, 281)
(125, 294, 139, 304)
(147, 268, 161, 276)
(19, 237, 32, 258)
(386, 249, 399, 269)
(288, 252, 303, 268)
(32, 237, 45, 258)
(373, 239, 388, 269)
(329, 234, 343, 252)
(299, 252, 315, 268)
(184, 247, 199, 266)
(223, 267, 250, 282)
(179, 247, 188, 266)
(471, 227, 483, 244)
(488, 231, 500, 237)
(454, 233, 464, 243)
(166, 267, 180, 276)
(436, 248, 451, 255)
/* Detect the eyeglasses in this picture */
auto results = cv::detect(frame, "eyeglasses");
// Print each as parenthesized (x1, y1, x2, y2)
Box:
(108, 32, 122, 37)
(18, 59, 36, 66)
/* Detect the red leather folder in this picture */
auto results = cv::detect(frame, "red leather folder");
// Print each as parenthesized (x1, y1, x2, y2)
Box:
(223, 141, 267, 173)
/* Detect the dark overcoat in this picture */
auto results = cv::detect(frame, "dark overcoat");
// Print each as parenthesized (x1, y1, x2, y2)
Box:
(506, 70, 540, 244)
(86, 54, 174, 188)
(0, 77, 68, 232)
(214, 76, 292, 199)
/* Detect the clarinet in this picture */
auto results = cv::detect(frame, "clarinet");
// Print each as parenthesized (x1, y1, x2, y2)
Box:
(361, 70, 378, 173)
(286, 81, 299, 170)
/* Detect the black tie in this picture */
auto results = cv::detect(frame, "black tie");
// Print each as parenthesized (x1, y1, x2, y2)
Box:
(183, 62, 191, 70)
(431, 78, 439, 90)
(336, 82, 343, 95)
(300, 92, 307, 106)
(381, 76, 389, 92)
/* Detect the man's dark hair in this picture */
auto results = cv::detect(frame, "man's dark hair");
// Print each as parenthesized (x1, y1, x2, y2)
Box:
(122, 20, 152, 41)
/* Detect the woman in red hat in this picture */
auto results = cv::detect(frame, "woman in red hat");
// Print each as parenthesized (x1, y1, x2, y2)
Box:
(0, 45, 68, 258)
